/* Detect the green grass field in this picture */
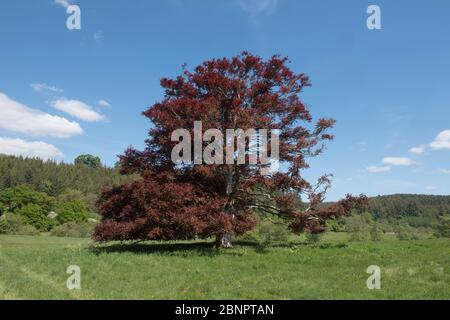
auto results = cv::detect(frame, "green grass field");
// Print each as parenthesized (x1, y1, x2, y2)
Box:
(0, 233, 449, 300)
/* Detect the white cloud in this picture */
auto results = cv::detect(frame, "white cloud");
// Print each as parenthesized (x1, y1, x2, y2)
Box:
(430, 129, 450, 150)
(0, 92, 82, 138)
(367, 166, 391, 173)
(425, 186, 437, 191)
(98, 99, 111, 108)
(382, 157, 415, 166)
(0, 137, 63, 160)
(409, 144, 426, 155)
(236, 0, 278, 16)
(51, 98, 106, 122)
(54, 0, 73, 8)
(438, 169, 450, 174)
(31, 83, 63, 93)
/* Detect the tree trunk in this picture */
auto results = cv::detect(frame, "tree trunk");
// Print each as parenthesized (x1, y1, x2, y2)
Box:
(214, 166, 235, 249)
(215, 233, 233, 249)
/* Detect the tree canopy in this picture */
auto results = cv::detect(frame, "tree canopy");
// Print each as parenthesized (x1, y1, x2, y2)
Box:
(74, 154, 102, 169)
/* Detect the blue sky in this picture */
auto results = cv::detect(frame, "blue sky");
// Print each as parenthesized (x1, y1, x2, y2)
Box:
(0, 0, 449, 200)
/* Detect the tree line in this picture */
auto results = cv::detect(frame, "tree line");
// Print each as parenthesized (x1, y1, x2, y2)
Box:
(0, 154, 131, 197)
(353, 194, 450, 227)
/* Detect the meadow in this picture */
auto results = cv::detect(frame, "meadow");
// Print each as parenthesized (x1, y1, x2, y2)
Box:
(0, 233, 449, 300)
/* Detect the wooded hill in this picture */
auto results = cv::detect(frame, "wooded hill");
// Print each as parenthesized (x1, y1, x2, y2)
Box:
(0, 154, 129, 197)
(349, 194, 450, 229)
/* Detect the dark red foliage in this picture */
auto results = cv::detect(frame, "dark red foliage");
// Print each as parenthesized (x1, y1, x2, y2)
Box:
(94, 171, 258, 242)
(94, 52, 367, 243)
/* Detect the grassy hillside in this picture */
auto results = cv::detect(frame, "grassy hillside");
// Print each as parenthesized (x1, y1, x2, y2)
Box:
(1, 234, 449, 299)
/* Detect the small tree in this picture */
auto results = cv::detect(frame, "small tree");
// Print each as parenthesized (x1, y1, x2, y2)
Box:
(94, 52, 367, 247)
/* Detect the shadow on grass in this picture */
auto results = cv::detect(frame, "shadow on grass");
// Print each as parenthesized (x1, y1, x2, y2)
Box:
(89, 239, 348, 256)
(90, 241, 226, 257)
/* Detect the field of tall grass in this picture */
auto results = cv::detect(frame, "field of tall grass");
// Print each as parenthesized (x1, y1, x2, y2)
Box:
(0, 233, 449, 299)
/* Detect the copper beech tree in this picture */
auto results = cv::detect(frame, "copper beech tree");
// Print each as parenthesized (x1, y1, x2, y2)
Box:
(93, 52, 368, 248)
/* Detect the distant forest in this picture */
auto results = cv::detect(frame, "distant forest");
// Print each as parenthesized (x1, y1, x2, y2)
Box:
(353, 194, 450, 227)
(0, 154, 129, 197)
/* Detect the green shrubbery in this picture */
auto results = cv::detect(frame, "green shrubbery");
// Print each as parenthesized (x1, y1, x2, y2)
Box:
(238, 219, 291, 245)
(0, 185, 55, 213)
(342, 211, 442, 241)
(369, 224, 384, 241)
(16, 203, 55, 231)
(345, 214, 385, 241)
(56, 199, 91, 224)
(16, 224, 40, 236)
(0, 213, 39, 235)
(395, 225, 421, 240)
(345, 215, 370, 241)
(326, 217, 346, 232)
(305, 232, 323, 244)
(51, 221, 95, 238)
(0, 212, 23, 234)
(0, 185, 97, 237)
(0, 154, 136, 238)
(257, 221, 290, 243)
(434, 215, 450, 238)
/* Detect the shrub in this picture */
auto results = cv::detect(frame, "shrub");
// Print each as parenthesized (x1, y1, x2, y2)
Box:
(237, 229, 259, 243)
(16, 204, 54, 231)
(349, 231, 370, 241)
(51, 222, 95, 238)
(326, 218, 345, 232)
(370, 224, 384, 241)
(257, 221, 290, 243)
(0, 213, 40, 235)
(345, 215, 370, 241)
(305, 232, 323, 244)
(434, 215, 450, 238)
(345, 215, 369, 232)
(15, 224, 40, 236)
(56, 199, 91, 224)
(396, 225, 422, 240)
(0, 213, 24, 234)
(361, 212, 374, 224)
(237, 220, 291, 245)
